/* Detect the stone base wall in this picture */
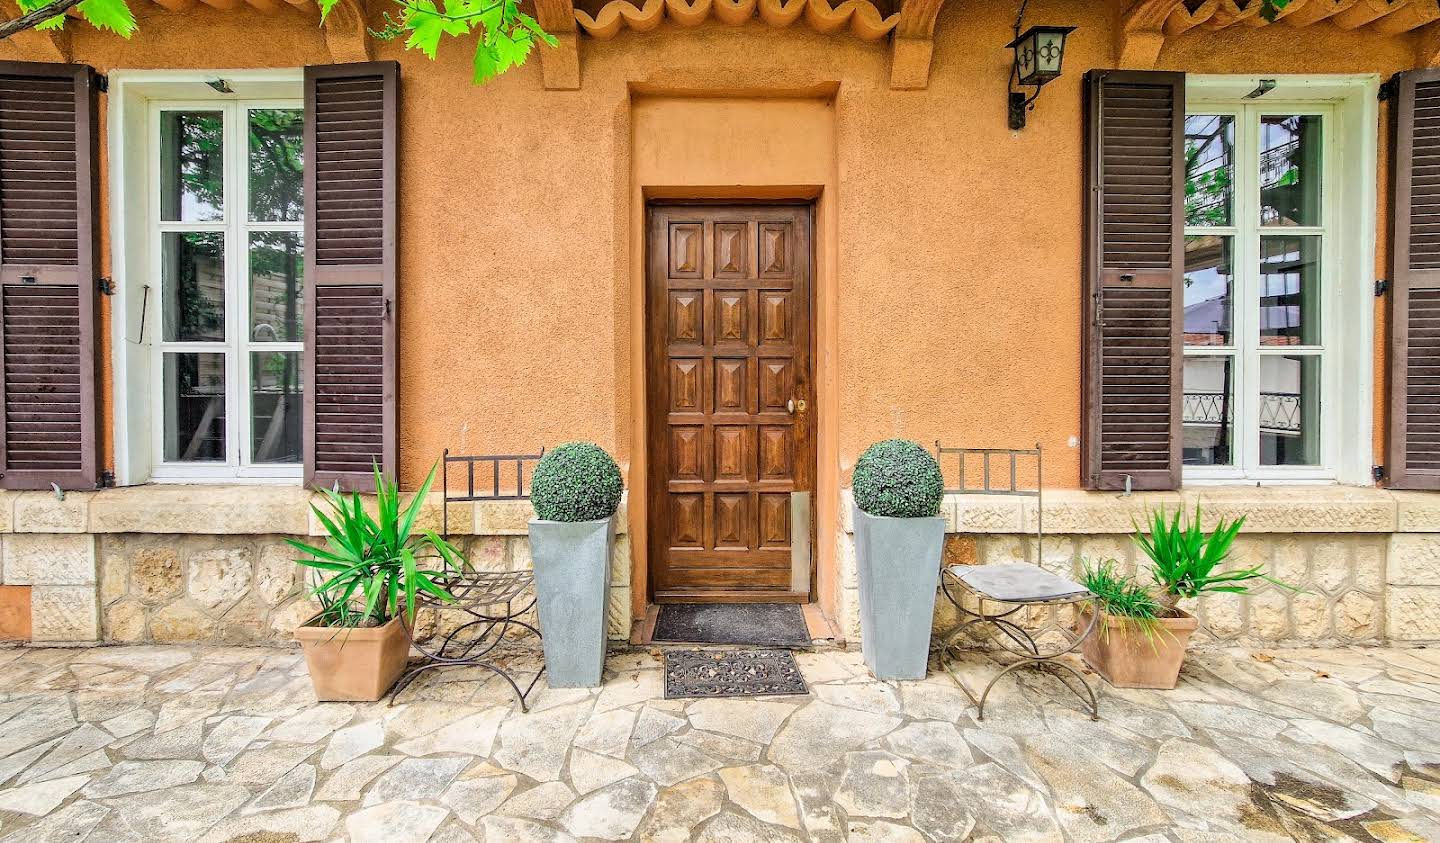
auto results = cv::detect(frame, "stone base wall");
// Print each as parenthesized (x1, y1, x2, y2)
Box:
(0, 487, 632, 645)
(835, 487, 1440, 647)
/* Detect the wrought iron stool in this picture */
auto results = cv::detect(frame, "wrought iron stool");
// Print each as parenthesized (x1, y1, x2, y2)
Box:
(932, 444, 1101, 721)
(390, 450, 547, 710)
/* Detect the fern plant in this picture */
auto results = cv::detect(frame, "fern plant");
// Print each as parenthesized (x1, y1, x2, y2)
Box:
(1133, 503, 1291, 612)
(288, 462, 463, 629)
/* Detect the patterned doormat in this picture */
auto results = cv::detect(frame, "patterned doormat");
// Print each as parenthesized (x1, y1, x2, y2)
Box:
(662, 648, 810, 698)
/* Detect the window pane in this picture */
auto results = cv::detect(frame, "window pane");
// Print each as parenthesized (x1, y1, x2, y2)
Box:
(1185, 115, 1234, 227)
(160, 111, 223, 222)
(1260, 114, 1322, 227)
(252, 351, 302, 464)
(249, 109, 304, 222)
(250, 232, 304, 342)
(162, 232, 225, 342)
(1259, 236, 1321, 346)
(1259, 354, 1321, 466)
(163, 353, 226, 462)
(1183, 355, 1235, 467)
(1184, 235, 1233, 347)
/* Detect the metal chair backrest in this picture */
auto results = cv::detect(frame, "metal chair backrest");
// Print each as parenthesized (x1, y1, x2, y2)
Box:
(441, 447, 545, 537)
(934, 442, 1044, 564)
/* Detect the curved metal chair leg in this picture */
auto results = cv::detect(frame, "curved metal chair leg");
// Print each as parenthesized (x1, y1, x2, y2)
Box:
(974, 658, 1035, 721)
(1039, 658, 1100, 721)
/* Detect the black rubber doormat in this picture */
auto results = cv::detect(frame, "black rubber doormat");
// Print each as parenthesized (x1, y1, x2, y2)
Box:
(663, 649, 810, 698)
(652, 603, 810, 646)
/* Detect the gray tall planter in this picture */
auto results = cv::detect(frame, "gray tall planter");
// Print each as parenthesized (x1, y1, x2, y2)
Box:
(529, 516, 616, 688)
(853, 506, 945, 680)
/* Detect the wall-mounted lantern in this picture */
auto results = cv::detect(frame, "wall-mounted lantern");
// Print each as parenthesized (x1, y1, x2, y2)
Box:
(1007, 18, 1076, 130)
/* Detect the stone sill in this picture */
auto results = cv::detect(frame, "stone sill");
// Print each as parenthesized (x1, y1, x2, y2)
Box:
(840, 486, 1440, 535)
(0, 486, 629, 537)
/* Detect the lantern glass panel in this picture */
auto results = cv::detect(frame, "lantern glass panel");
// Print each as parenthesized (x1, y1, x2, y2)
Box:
(1036, 30, 1066, 76)
(1014, 33, 1038, 84)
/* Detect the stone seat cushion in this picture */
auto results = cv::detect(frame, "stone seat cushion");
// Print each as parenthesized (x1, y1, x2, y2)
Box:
(946, 562, 1089, 603)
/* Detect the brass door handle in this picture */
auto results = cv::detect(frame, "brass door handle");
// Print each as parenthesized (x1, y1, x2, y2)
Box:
(787, 398, 807, 414)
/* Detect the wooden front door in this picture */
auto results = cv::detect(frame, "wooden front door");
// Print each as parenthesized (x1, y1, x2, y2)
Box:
(647, 205, 814, 602)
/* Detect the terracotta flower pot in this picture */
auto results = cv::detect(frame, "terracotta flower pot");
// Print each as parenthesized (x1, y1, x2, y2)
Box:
(295, 616, 411, 702)
(1079, 607, 1198, 690)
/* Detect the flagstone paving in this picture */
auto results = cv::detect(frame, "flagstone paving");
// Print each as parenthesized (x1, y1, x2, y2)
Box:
(0, 643, 1437, 842)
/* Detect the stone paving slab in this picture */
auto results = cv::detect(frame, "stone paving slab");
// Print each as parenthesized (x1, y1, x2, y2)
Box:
(0, 643, 1436, 841)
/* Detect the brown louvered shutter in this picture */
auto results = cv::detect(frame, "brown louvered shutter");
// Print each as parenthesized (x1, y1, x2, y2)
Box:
(0, 62, 99, 491)
(1389, 69, 1440, 488)
(1081, 70, 1184, 491)
(303, 62, 398, 492)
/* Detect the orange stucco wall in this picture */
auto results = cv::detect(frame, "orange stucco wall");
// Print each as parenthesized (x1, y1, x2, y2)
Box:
(3, 0, 1426, 620)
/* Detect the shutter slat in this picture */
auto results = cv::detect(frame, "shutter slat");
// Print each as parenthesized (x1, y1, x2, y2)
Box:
(303, 61, 397, 493)
(1082, 70, 1183, 492)
(0, 61, 98, 491)
(1391, 69, 1440, 488)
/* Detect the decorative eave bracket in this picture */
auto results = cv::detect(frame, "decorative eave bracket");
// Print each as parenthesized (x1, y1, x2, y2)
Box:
(322, 0, 373, 63)
(535, 0, 579, 89)
(889, 0, 945, 89)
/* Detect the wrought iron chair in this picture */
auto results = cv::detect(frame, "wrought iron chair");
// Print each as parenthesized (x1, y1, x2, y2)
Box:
(390, 449, 548, 711)
(933, 443, 1100, 721)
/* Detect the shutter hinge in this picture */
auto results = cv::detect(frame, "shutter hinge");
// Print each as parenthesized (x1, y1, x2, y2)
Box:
(95, 74, 109, 94)
(1373, 464, 1386, 483)
(1376, 279, 1390, 297)
(1380, 77, 1398, 102)
(97, 277, 114, 296)
(96, 470, 116, 490)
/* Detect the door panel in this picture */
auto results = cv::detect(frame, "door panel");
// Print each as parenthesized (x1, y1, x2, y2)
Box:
(647, 205, 814, 602)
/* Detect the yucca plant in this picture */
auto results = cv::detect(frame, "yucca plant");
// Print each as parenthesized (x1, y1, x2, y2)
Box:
(1081, 558, 1166, 644)
(1133, 503, 1290, 613)
(288, 462, 464, 628)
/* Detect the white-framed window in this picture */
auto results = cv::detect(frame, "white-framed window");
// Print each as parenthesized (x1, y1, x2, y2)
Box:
(109, 72, 306, 485)
(1182, 77, 1377, 485)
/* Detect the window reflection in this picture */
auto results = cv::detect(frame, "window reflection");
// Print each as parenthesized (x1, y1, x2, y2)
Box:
(1259, 237, 1321, 346)
(1185, 115, 1234, 227)
(164, 353, 226, 462)
(252, 351, 302, 464)
(1184, 236, 1233, 347)
(250, 232, 304, 342)
(1260, 115, 1322, 227)
(249, 109, 304, 222)
(1183, 355, 1234, 467)
(160, 111, 224, 222)
(1259, 355, 1321, 466)
(162, 232, 226, 343)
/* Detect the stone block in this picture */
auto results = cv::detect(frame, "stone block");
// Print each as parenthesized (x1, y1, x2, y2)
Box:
(1034, 489, 1185, 534)
(131, 546, 184, 604)
(0, 491, 17, 534)
(977, 535, 1027, 566)
(255, 543, 300, 606)
(188, 547, 253, 611)
(1386, 587, 1440, 642)
(91, 485, 311, 534)
(1335, 590, 1378, 640)
(509, 537, 533, 572)
(475, 501, 534, 536)
(1248, 589, 1291, 640)
(1270, 538, 1310, 586)
(1291, 591, 1332, 640)
(1353, 540, 1385, 593)
(941, 535, 976, 569)
(269, 596, 321, 637)
(150, 600, 217, 642)
(98, 544, 128, 605)
(12, 492, 91, 533)
(2, 534, 96, 585)
(1310, 539, 1352, 594)
(1037, 536, 1076, 577)
(30, 585, 99, 642)
(610, 534, 632, 586)
(105, 600, 146, 643)
(1395, 491, 1440, 532)
(464, 536, 509, 571)
(1073, 535, 1132, 568)
(1197, 591, 1244, 639)
(1195, 486, 1395, 533)
(1388, 534, 1440, 586)
(952, 495, 1024, 533)
(607, 586, 631, 639)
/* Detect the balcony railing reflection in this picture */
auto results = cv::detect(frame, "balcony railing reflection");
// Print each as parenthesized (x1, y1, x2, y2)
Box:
(1183, 390, 1302, 434)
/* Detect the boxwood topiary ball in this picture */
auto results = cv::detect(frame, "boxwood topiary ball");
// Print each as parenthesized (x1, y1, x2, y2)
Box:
(531, 442, 624, 523)
(852, 439, 943, 519)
